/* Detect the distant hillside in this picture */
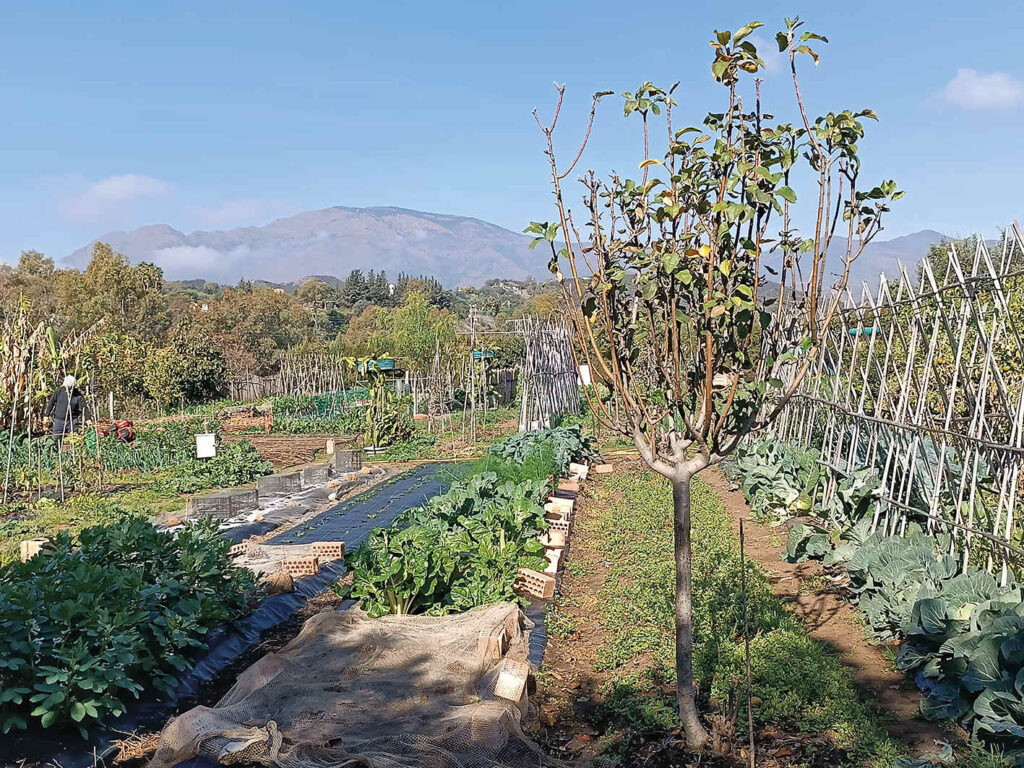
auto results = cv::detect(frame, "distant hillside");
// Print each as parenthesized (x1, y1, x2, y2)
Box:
(64, 204, 948, 289)
(63, 206, 551, 287)
(825, 229, 949, 288)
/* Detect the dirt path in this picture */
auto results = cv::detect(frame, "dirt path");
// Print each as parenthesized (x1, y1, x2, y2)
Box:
(702, 467, 956, 757)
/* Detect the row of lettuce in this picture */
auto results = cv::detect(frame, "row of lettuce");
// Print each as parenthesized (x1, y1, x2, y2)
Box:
(337, 425, 595, 616)
(728, 438, 1024, 759)
(0, 424, 594, 739)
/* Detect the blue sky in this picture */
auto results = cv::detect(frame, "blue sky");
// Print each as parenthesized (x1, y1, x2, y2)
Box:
(2, 0, 1022, 266)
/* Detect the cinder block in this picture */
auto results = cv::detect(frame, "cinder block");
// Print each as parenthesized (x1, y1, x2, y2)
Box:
(301, 464, 331, 487)
(311, 541, 345, 560)
(281, 556, 320, 577)
(515, 568, 556, 600)
(547, 495, 574, 513)
(19, 538, 49, 563)
(538, 530, 566, 549)
(257, 471, 302, 496)
(549, 518, 571, 536)
(544, 548, 561, 575)
(186, 490, 234, 518)
(493, 658, 531, 702)
(544, 512, 569, 528)
(226, 487, 259, 515)
(333, 449, 363, 473)
(544, 504, 569, 522)
(557, 478, 580, 494)
(568, 462, 589, 479)
(595, 464, 613, 474)
(228, 543, 248, 557)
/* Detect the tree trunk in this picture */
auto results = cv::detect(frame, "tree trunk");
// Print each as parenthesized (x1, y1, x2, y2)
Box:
(673, 473, 710, 748)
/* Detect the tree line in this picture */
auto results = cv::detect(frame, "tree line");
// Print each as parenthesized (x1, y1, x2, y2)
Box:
(0, 243, 558, 413)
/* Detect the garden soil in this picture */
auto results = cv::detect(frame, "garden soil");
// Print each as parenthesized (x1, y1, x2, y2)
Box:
(146, 603, 592, 768)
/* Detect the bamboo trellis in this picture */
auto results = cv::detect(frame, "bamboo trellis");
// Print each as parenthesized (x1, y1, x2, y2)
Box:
(774, 222, 1024, 582)
(515, 316, 581, 431)
(226, 351, 352, 401)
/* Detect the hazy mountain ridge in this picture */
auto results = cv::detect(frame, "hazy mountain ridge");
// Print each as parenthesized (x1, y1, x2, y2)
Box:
(64, 205, 949, 288)
(64, 206, 550, 287)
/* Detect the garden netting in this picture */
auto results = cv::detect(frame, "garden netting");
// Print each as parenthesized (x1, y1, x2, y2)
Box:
(147, 603, 585, 768)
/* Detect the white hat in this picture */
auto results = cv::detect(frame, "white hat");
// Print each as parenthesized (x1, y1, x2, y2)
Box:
(62, 375, 76, 388)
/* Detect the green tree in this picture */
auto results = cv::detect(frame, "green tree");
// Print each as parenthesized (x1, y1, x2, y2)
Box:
(144, 324, 225, 408)
(530, 18, 900, 746)
(86, 333, 149, 404)
(55, 242, 170, 339)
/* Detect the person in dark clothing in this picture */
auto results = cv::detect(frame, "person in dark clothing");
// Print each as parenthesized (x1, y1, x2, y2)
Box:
(44, 375, 85, 441)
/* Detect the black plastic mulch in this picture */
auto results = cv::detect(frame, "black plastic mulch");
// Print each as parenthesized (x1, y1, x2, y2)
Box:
(267, 462, 459, 545)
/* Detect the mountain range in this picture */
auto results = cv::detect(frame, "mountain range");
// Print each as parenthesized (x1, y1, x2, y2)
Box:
(63, 205, 948, 288)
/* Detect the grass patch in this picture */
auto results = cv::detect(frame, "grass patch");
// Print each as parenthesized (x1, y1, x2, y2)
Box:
(586, 465, 903, 765)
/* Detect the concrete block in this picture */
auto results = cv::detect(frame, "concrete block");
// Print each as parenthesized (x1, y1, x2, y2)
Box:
(547, 496, 574, 514)
(538, 530, 566, 549)
(301, 464, 331, 488)
(568, 462, 589, 479)
(186, 490, 234, 518)
(544, 548, 561, 575)
(545, 510, 569, 525)
(549, 518, 571, 536)
(493, 658, 531, 702)
(311, 541, 345, 560)
(257, 471, 302, 497)
(557, 478, 580, 494)
(333, 449, 363, 474)
(595, 463, 613, 474)
(20, 538, 49, 563)
(226, 487, 259, 515)
(281, 556, 320, 577)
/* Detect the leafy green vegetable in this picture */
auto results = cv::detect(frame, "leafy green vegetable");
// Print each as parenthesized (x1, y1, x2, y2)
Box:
(488, 424, 596, 476)
(0, 517, 257, 735)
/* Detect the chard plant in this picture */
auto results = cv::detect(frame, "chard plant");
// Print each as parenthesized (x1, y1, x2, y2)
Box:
(529, 18, 900, 745)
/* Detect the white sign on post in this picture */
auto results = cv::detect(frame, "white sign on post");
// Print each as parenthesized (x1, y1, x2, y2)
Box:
(578, 364, 592, 386)
(196, 433, 217, 459)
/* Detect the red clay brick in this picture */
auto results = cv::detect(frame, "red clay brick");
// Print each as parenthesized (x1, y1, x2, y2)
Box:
(557, 478, 580, 493)
(515, 568, 556, 600)
(477, 626, 507, 663)
(311, 541, 345, 560)
(281, 556, 320, 577)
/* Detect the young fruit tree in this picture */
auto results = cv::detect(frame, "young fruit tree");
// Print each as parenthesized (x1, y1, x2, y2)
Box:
(528, 18, 901, 746)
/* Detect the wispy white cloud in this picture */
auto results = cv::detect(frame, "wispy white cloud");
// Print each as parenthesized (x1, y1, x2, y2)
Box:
(184, 198, 297, 230)
(61, 174, 170, 223)
(150, 244, 252, 280)
(943, 68, 1024, 109)
(749, 35, 786, 76)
